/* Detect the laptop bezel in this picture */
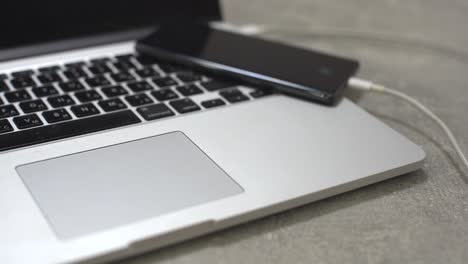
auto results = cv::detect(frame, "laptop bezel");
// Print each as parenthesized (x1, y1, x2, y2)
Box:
(0, 1, 223, 62)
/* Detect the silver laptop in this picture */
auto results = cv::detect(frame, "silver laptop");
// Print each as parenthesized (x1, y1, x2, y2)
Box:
(0, 1, 425, 263)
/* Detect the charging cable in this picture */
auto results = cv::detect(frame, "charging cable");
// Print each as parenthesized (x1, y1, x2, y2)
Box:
(232, 23, 468, 173)
(347, 78, 468, 172)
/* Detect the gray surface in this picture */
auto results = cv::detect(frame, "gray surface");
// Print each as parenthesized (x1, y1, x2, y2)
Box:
(18, 132, 242, 240)
(120, 1, 468, 263)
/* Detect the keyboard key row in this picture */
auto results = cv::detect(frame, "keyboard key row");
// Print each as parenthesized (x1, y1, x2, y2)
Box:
(0, 55, 164, 85)
(0, 110, 141, 151)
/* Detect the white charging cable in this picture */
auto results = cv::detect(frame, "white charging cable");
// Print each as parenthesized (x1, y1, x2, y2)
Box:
(347, 78, 468, 172)
(232, 23, 468, 173)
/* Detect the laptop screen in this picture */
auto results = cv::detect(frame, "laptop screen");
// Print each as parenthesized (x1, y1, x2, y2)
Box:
(0, 0, 221, 61)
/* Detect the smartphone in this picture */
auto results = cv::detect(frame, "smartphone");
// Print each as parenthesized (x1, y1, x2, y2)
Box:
(137, 23, 359, 105)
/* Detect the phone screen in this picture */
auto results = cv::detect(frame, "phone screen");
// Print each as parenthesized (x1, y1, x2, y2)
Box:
(137, 23, 359, 104)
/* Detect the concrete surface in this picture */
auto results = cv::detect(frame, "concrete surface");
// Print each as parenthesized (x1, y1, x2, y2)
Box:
(119, 1, 468, 263)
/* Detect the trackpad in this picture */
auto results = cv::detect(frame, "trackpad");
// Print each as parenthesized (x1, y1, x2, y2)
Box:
(17, 132, 243, 240)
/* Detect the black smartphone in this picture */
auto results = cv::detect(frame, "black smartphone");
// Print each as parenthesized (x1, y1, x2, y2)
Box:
(137, 23, 359, 105)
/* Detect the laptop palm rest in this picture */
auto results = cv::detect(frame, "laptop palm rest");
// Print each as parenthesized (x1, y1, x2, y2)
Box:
(17, 132, 243, 240)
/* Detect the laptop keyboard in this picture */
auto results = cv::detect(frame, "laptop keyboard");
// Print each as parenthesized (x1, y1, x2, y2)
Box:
(0, 54, 273, 152)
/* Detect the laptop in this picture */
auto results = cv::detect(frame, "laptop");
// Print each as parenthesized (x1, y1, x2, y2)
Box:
(1, 1, 425, 263)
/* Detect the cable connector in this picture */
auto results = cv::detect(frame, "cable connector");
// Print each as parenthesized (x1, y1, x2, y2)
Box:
(348, 78, 385, 92)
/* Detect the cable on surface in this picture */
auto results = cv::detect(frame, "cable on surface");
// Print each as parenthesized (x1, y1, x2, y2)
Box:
(348, 78, 468, 173)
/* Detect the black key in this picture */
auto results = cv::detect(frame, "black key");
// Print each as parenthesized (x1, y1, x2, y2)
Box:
(11, 76, 36, 89)
(169, 98, 201, 114)
(137, 103, 175, 121)
(19, 99, 48, 113)
(71, 103, 100, 117)
(0, 119, 13, 134)
(12, 70, 34, 78)
(159, 64, 182, 73)
(201, 80, 237, 91)
(220, 89, 250, 103)
(63, 68, 88, 80)
(32, 85, 59, 97)
(59, 81, 85, 92)
(75, 90, 102, 103)
(127, 81, 153, 93)
(136, 56, 159, 66)
(177, 84, 203, 96)
(90, 57, 111, 65)
(113, 61, 136, 71)
(125, 93, 153, 106)
(0, 81, 9, 92)
(176, 72, 203, 83)
(115, 54, 135, 61)
(110, 71, 135, 83)
(48, 95, 76, 108)
(0, 98, 3, 105)
(38, 65, 61, 73)
(98, 98, 127, 112)
(37, 73, 63, 84)
(88, 64, 113, 75)
(42, 108, 72, 123)
(13, 114, 43, 129)
(65, 61, 86, 68)
(201, 98, 226, 109)
(86, 75, 111, 88)
(101, 85, 128, 98)
(0, 74, 7, 80)
(151, 88, 179, 101)
(5, 90, 32, 103)
(0, 110, 141, 152)
(152, 77, 177, 88)
(250, 89, 273, 98)
(135, 67, 160, 78)
(0, 105, 20, 118)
